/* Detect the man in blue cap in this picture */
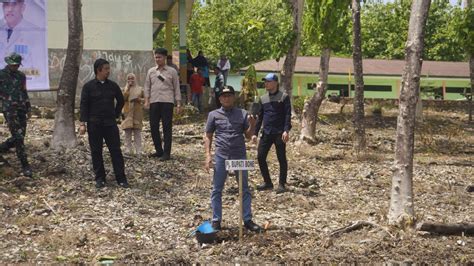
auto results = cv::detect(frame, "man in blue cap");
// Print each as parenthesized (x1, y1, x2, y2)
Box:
(253, 73, 291, 194)
(0, 52, 32, 177)
(204, 85, 263, 232)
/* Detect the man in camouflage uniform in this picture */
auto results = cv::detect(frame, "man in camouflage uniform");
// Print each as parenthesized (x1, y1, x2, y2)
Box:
(0, 52, 32, 177)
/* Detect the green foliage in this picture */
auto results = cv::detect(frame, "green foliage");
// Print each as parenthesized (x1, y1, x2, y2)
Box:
(292, 95, 307, 114)
(304, 0, 351, 51)
(155, 0, 468, 68)
(244, 64, 257, 81)
(154, 26, 179, 50)
(424, 1, 466, 61)
(361, 0, 466, 61)
(360, 0, 411, 59)
(454, 1, 474, 55)
(186, 0, 294, 70)
(240, 65, 258, 107)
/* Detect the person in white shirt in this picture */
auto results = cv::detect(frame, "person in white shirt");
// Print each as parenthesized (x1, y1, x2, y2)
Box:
(216, 55, 231, 86)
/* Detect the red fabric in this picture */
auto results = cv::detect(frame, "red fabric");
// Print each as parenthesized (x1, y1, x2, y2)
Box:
(190, 73, 205, 93)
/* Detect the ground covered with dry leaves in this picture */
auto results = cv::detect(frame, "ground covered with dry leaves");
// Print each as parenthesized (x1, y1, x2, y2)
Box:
(0, 102, 473, 264)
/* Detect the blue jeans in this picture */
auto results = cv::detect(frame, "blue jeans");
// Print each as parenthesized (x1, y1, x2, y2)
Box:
(211, 155, 252, 222)
(192, 92, 202, 112)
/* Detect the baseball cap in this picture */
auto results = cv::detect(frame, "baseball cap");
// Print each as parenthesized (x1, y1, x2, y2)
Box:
(219, 85, 235, 95)
(262, 73, 278, 82)
(4, 53, 22, 65)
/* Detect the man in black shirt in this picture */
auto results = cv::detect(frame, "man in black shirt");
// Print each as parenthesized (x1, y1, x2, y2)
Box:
(253, 73, 291, 194)
(79, 58, 129, 189)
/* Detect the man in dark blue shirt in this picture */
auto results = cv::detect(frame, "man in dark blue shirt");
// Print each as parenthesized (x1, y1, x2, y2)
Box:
(79, 58, 128, 189)
(253, 73, 291, 194)
(204, 85, 262, 232)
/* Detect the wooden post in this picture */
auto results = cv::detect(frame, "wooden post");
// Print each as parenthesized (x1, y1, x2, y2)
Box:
(225, 159, 254, 241)
(238, 170, 243, 242)
(348, 67, 352, 97)
(442, 80, 446, 100)
(297, 76, 302, 96)
(396, 80, 401, 98)
(178, 0, 188, 84)
(164, 10, 173, 52)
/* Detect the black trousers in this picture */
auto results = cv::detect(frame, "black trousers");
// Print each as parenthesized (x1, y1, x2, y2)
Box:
(87, 122, 126, 183)
(257, 133, 288, 185)
(150, 102, 174, 156)
(0, 110, 28, 167)
(214, 91, 221, 109)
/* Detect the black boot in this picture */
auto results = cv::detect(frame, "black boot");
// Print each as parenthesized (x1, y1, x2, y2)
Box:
(118, 181, 130, 189)
(22, 165, 32, 177)
(275, 184, 286, 194)
(256, 182, 273, 191)
(212, 220, 221, 231)
(244, 220, 263, 233)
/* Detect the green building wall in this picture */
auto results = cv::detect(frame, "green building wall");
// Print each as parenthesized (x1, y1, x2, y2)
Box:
(254, 73, 470, 100)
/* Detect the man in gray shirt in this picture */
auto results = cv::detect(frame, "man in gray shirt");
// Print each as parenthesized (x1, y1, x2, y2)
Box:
(204, 85, 262, 232)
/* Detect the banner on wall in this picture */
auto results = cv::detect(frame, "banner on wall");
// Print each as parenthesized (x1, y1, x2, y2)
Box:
(0, 0, 48, 90)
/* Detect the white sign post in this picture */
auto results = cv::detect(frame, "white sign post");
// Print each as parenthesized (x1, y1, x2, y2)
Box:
(225, 160, 255, 241)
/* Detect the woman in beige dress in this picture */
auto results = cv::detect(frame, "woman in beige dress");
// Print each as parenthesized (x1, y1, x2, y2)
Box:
(121, 73, 144, 154)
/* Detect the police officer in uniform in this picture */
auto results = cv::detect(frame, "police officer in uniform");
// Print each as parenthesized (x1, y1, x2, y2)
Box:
(0, 52, 32, 177)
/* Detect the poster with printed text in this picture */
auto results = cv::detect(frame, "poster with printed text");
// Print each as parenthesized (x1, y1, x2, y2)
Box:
(0, 0, 48, 90)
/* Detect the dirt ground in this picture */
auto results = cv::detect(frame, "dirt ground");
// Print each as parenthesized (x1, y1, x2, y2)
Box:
(0, 102, 473, 264)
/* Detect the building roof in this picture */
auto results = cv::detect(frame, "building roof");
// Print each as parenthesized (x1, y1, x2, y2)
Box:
(243, 56, 470, 78)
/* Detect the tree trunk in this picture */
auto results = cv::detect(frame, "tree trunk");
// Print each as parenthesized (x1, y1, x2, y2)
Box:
(281, 0, 304, 110)
(351, 0, 366, 154)
(416, 98, 423, 122)
(300, 47, 330, 143)
(52, 0, 83, 150)
(468, 55, 473, 122)
(468, 0, 473, 123)
(388, 0, 431, 226)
